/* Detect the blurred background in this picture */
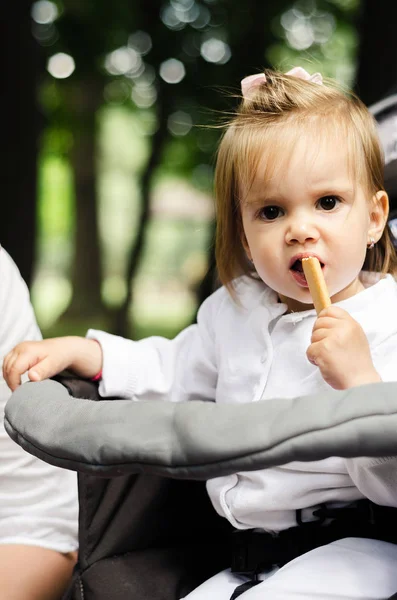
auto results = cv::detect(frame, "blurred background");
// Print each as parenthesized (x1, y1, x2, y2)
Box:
(1, 0, 394, 340)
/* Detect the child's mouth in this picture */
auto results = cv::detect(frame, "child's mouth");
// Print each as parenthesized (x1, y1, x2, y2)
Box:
(290, 258, 325, 286)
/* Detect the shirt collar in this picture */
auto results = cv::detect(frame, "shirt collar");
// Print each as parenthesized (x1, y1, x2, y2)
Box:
(274, 273, 397, 342)
(240, 272, 397, 331)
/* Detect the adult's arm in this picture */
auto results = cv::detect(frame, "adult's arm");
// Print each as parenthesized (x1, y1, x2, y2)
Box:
(0, 249, 78, 597)
(0, 546, 77, 600)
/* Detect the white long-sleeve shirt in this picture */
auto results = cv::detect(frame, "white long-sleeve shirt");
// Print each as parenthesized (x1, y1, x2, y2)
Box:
(0, 248, 78, 551)
(88, 272, 397, 532)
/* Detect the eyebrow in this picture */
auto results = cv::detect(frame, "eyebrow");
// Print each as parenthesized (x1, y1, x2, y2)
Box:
(309, 182, 355, 193)
(244, 186, 355, 206)
(310, 186, 355, 198)
(242, 195, 282, 207)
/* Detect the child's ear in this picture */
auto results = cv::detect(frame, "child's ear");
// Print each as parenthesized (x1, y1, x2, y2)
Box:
(369, 190, 389, 242)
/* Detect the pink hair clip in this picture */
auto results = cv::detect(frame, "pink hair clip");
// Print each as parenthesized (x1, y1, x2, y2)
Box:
(241, 73, 267, 99)
(241, 67, 323, 99)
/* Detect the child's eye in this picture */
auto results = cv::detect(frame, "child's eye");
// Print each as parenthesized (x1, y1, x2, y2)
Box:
(317, 196, 340, 211)
(259, 206, 283, 221)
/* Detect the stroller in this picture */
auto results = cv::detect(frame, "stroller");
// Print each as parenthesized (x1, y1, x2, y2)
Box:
(5, 376, 397, 600)
(5, 93, 397, 600)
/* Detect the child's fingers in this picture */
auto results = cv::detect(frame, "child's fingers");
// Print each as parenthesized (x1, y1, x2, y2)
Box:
(314, 310, 352, 329)
(4, 354, 29, 391)
(312, 318, 338, 333)
(3, 350, 17, 378)
(306, 344, 318, 366)
(306, 340, 316, 364)
(310, 328, 330, 344)
(27, 356, 58, 383)
(317, 306, 351, 321)
(306, 340, 330, 367)
(4, 348, 45, 391)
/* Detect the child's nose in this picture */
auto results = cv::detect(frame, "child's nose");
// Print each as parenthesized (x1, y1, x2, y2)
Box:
(285, 219, 320, 245)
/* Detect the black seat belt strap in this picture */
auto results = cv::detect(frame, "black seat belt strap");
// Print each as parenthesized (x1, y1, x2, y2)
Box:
(230, 577, 261, 599)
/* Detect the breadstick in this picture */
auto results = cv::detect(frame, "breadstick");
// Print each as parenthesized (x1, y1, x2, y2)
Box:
(302, 257, 331, 315)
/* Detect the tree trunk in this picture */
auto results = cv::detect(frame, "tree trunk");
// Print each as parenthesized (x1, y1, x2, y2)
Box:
(0, 2, 38, 285)
(355, 0, 397, 106)
(112, 0, 172, 338)
(228, 0, 279, 81)
(195, 0, 281, 310)
(63, 78, 103, 320)
(113, 80, 170, 337)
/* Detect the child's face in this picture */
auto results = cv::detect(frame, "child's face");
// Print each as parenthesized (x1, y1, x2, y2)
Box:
(240, 134, 387, 312)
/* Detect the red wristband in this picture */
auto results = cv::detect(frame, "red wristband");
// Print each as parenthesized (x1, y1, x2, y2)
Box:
(90, 338, 102, 382)
(91, 370, 102, 382)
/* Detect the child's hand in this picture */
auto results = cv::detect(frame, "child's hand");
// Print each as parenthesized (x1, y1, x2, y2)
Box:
(306, 306, 381, 390)
(3, 337, 103, 391)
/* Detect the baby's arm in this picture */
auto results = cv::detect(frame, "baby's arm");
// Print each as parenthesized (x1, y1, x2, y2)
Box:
(86, 297, 219, 402)
(4, 286, 222, 403)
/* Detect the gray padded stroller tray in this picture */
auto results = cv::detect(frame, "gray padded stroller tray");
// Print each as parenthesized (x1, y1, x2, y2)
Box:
(4, 379, 397, 479)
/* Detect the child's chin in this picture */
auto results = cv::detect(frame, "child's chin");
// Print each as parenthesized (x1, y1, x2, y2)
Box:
(278, 292, 314, 313)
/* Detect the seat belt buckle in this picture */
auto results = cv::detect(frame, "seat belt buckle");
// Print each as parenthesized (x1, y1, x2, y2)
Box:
(231, 530, 275, 575)
(231, 530, 258, 575)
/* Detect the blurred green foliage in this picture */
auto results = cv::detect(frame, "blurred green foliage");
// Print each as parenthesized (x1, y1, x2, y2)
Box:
(31, 0, 360, 339)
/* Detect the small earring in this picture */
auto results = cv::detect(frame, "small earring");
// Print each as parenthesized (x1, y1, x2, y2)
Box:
(367, 236, 375, 250)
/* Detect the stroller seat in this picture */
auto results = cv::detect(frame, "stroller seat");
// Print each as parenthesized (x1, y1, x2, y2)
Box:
(5, 377, 397, 599)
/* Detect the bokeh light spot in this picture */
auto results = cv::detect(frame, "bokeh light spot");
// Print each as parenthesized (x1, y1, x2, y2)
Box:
(31, 0, 58, 24)
(47, 53, 75, 79)
(200, 38, 231, 64)
(168, 111, 193, 136)
(159, 58, 186, 84)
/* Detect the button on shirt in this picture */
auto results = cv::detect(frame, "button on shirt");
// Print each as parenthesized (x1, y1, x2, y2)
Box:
(88, 272, 397, 533)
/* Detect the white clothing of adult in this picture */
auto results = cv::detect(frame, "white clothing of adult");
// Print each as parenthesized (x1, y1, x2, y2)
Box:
(0, 248, 78, 552)
(88, 272, 397, 599)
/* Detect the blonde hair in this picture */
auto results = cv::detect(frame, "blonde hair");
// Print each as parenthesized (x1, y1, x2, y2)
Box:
(215, 69, 397, 292)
